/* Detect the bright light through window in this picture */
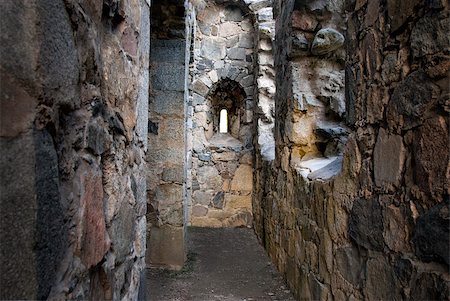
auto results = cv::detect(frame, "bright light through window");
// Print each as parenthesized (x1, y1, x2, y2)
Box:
(219, 109, 228, 133)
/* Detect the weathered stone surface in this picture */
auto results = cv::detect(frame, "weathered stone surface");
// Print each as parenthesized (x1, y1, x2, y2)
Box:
(219, 22, 241, 37)
(413, 116, 449, 201)
(228, 47, 247, 60)
(311, 28, 344, 56)
(162, 166, 184, 184)
(349, 198, 384, 251)
(192, 205, 208, 217)
(412, 201, 449, 266)
(336, 246, 363, 286)
(365, 256, 401, 301)
(292, 10, 318, 31)
(78, 164, 110, 269)
(193, 190, 214, 206)
(387, 0, 421, 32)
(383, 204, 409, 252)
(231, 164, 253, 192)
(239, 33, 254, 48)
(0, 74, 37, 138)
(201, 38, 226, 60)
(291, 33, 310, 57)
(225, 6, 245, 22)
(212, 191, 225, 209)
(411, 15, 449, 59)
(386, 71, 440, 131)
(373, 128, 405, 187)
(225, 194, 252, 210)
(110, 200, 134, 264)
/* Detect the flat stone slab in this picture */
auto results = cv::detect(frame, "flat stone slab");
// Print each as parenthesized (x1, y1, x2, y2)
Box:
(146, 227, 295, 301)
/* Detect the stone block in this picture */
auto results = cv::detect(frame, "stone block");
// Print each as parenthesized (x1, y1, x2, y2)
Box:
(226, 35, 239, 48)
(147, 225, 185, 270)
(292, 10, 318, 31)
(225, 6, 244, 22)
(86, 120, 107, 156)
(348, 198, 384, 251)
(219, 22, 241, 37)
(240, 74, 254, 87)
(223, 210, 253, 227)
(373, 128, 405, 187)
(193, 190, 214, 206)
(201, 37, 226, 60)
(228, 47, 247, 60)
(192, 80, 210, 96)
(197, 165, 222, 190)
(336, 246, 363, 286)
(212, 192, 225, 209)
(0, 74, 37, 138)
(230, 164, 253, 192)
(291, 33, 310, 57)
(311, 28, 345, 56)
(192, 205, 208, 217)
(412, 201, 449, 266)
(224, 194, 252, 210)
(387, 0, 421, 32)
(413, 116, 449, 202)
(155, 184, 183, 208)
(365, 256, 401, 300)
(386, 71, 440, 131)
(239, 33, 254, 48)
(383, 204, 409, 253)
(110, 198, 134, 264)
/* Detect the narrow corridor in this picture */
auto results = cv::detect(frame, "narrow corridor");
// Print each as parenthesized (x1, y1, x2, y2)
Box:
(147, 227, 295, 301)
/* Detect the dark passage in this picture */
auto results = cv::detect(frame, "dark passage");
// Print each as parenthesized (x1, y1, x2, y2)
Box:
(147, 227, 295, 301)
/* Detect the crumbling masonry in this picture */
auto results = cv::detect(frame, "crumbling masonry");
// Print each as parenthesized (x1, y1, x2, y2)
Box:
(0, 0, 448, 300)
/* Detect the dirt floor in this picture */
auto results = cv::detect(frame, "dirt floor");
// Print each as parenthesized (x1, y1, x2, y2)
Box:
(146, 227, 295, 301)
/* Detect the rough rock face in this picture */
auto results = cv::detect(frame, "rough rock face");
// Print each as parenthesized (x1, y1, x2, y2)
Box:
(0, 0, 149, 299)
(254, 0, 450, 300)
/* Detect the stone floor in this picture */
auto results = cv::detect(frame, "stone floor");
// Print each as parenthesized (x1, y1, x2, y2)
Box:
(146, 227, 295, 301)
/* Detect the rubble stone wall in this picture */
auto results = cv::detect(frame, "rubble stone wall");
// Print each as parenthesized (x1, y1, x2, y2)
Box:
(253, 0, 449, 299)
(0, 0, 149, 299)
(186, 0, 276, 228)
(187, 1, 257, 227)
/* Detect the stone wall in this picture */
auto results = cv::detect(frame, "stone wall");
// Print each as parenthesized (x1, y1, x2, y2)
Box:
(186, 0, 276, 228)
(187, 1, 256, 227)
(146, 0, 188, 270)
(254, 0, 449, 300)
(0, 0, 149, 299)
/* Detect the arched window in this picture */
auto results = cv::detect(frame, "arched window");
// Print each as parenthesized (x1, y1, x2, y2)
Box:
(219, 109, 228, 133)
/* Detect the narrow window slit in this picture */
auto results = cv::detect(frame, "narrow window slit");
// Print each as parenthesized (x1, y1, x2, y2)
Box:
(219, 109, 228, 133)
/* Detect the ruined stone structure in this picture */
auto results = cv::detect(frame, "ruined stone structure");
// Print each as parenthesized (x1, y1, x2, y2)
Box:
(0, 0, 448, 300)
(254, 0, 450, 300)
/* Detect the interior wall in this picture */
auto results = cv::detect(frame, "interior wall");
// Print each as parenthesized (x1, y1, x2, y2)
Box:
(0, 0, 150, 299)
(253, 0, 449, 300)
(146, 0, 188, 269)
(187, 2, 256, 227)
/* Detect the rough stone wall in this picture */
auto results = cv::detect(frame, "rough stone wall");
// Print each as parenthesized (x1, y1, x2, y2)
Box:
(185, 0, 276, 228)
(146, 0, 188, 269)
(0, 0, 149, 299)
(254, 0, 449, 300)
(188, 1, 257, 227)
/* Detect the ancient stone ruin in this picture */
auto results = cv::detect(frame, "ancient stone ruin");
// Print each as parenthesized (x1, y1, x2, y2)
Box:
(0, 0, 448, 300)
